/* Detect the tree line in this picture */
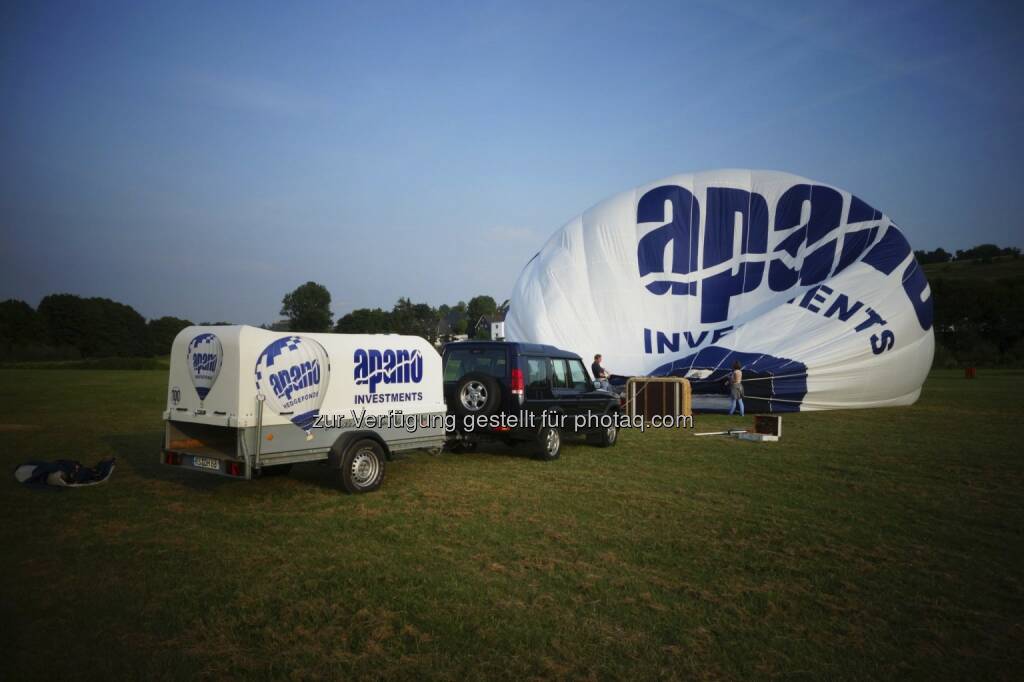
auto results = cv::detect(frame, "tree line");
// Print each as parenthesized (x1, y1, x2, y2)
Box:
(277, 282, 503, 342)
(0, 295, 200, 361)
(0, 282, 502, 361)
(914, 243, 1020, 265)
(3, 241, 1021, 367)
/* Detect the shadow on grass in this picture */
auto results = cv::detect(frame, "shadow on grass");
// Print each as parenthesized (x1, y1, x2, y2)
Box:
(470, 433, 607, 460)
(104, 430, 545, 494)
(105, 431, 355, 493)
(286, 460, 346, 491)
(104, 431, 236, 492)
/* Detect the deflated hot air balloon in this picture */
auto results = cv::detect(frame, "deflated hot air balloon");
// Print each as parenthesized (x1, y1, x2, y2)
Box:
(506, 169, 934, 411)
(254, 336, 331, 434)
(186, 333, 223, 403)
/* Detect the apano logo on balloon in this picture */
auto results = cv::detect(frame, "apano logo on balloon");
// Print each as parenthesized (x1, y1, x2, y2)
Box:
(255, 336, 331, 435)
(635, 183, 932, 332)
(186, 333, 223, 404)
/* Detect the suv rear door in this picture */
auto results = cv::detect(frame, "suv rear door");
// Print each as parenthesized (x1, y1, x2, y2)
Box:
(522, 354, 554, 413)
(442, 344, 511, 411)
(549, 357, 582, 426)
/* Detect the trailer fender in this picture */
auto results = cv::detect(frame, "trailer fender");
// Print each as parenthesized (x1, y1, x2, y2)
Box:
(328, 431, 393, 466)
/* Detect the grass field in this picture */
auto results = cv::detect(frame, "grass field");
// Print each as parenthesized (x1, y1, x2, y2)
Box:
(1, 369, 1021, 680)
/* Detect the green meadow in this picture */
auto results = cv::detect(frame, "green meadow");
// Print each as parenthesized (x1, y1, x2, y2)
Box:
(0, 369, 1021, 680)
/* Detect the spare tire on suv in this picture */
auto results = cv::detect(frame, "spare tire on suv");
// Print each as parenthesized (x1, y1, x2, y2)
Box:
(454, 372, 502, 418)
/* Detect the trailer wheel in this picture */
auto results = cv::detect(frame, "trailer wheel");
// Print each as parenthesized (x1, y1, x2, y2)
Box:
(339, 439, 385, 494)
(534, 426, 561, 461)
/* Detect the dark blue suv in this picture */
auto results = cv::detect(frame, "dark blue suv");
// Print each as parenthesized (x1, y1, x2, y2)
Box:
(441, 341, 620, 460)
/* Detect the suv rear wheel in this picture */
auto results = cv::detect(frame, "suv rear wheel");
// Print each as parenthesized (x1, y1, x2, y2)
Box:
(455, 372, 501, 417)
(534, 426, 561, 461)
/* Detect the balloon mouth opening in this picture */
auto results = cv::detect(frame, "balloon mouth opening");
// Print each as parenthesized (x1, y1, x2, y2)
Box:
(291, 410, 320, 436)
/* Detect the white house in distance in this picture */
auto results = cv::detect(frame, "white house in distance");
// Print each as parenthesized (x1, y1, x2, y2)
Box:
(490, 314, 505, 340)
(473, 309, 507, 340)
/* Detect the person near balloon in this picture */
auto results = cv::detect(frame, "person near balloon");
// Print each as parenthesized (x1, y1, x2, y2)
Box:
(592, 354, 611, 391)
(727, 361, 745, 416)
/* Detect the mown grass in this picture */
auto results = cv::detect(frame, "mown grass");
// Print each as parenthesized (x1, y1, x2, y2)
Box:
(0, 369, 1021, 680)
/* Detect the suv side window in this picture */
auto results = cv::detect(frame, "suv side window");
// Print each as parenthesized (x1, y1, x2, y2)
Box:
(550, 358, 569, 388)
(569, 360, 589, 391)
(524, 357, 549, 388)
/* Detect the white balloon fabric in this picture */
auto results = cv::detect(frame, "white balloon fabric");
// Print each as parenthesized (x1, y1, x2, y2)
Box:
(506, 169, 934, 411)
(186, 333, 223, 403)
(254, 336, 331, 433)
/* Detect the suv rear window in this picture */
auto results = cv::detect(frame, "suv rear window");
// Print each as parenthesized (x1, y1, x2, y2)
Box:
(444, 348, 507, 381)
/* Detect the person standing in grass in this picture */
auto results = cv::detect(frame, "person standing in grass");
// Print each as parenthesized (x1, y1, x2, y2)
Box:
(727, 360, 745, 416)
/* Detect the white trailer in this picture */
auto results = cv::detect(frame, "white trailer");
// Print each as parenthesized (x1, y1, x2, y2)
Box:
(162, 325, 447, 493)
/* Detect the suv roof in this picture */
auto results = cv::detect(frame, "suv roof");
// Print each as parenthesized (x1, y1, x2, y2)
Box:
(442, 340, 581, 361)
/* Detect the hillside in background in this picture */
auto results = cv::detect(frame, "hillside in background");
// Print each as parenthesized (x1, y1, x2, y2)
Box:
(922, 255, 1023, 367)
(923, 255, 1024, 282)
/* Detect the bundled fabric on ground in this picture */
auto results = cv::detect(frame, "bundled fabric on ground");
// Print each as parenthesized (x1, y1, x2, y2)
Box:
(14, 458, 116, 490)
(506, 169, 934, 411)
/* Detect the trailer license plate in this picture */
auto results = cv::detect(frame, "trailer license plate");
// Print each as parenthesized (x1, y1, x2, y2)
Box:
(193, 456, 220, 471)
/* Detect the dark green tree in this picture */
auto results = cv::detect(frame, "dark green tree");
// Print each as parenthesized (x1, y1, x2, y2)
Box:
(389, 298, 438, 342)
(955, 244, 1002, 262)
(0, 299, 42, 348)
(914, 248, 953, 265)
(466, 295, 497, 338)
(37, 294, 150, 357)
(335, 308, 392, 334)
(37, 294, 89, 351)
(148, 316, 194, 355)
(281, 282, 332, 332)
(0, 299, 79, 361)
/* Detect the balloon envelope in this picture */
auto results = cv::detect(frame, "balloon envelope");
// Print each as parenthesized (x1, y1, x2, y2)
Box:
(506, 169, 934, 411)
(186, 333, 223, 402)
(254, 336, 331, 432)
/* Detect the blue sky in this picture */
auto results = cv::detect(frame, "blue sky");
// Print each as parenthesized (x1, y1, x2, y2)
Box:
(2, 1, 1021, 324)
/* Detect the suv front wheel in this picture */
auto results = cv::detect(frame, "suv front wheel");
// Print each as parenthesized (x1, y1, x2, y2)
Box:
(534, 426, 561, 461)
(587, 420, 618, 447)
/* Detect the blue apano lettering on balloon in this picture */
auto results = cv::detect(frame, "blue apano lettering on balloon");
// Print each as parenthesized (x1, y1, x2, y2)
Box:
(636, 184, 931, 331)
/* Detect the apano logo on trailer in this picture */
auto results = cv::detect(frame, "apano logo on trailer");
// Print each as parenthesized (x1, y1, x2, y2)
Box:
(353, 348, 424, 404)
